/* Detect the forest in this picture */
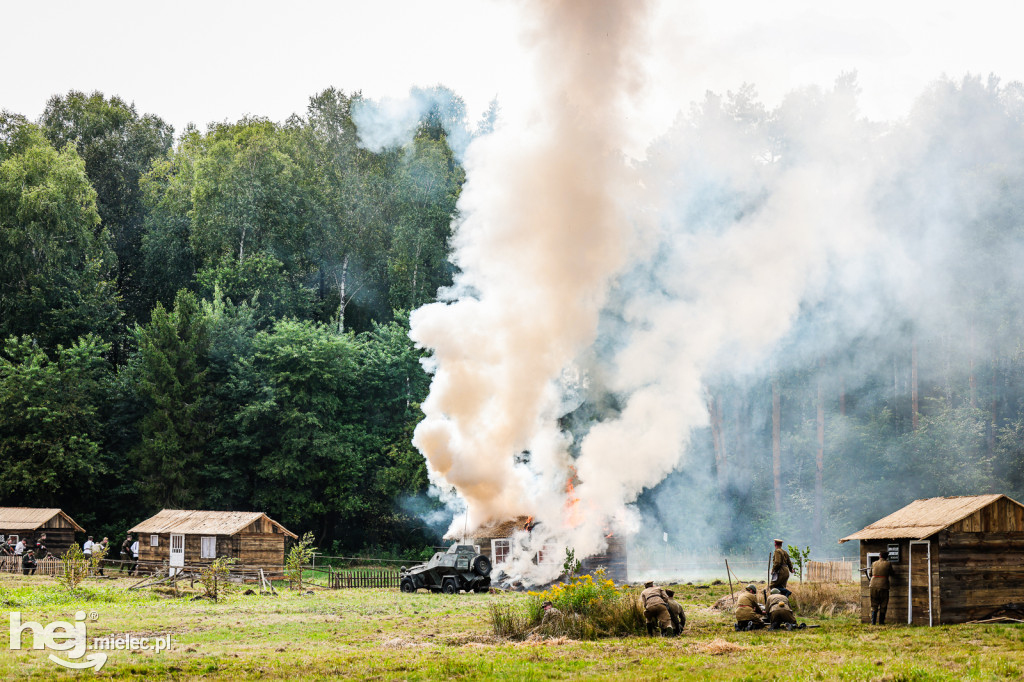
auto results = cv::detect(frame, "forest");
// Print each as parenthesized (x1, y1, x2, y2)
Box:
(3, 77, 1024, 558)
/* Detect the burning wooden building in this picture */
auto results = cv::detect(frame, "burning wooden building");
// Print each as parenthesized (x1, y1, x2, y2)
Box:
(129, 509, 296, 574)
(0, 508, 84, 555)
(451, 516, 628, 583)
(839, 494, 1024, 625)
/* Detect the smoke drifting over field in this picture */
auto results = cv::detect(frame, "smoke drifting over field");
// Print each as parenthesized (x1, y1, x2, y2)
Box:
(396, 2, 1024, 580)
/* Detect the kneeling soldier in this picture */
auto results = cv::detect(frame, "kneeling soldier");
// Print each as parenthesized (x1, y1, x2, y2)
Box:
(640, 581, 675, 636)
(767, 588, 800, 629)
(735, 584, 765, 631)
(664, 589, 686, 634)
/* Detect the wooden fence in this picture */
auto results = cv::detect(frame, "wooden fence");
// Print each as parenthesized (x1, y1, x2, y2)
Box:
(806, 560, 855, 583)
(0, 555, 63, 575)
(328, 568, 400, 589)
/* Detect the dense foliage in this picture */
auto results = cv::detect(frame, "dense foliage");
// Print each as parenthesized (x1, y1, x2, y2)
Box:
(0, 89, 463, 551)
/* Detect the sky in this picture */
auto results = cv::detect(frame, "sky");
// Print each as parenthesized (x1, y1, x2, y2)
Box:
(4, 0, 1023, 150)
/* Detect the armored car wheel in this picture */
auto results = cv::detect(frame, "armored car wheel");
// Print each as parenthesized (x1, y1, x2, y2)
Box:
(442, 579, 458, 594)
(400, 579, 416, 593)
(472, 555, 491, 577)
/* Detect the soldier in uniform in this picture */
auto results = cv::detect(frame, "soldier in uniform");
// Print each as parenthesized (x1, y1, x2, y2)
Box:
(540, 600, 563, 626)
(869, 553, 893, 625)
(21, 549, 37, 575)
(735, 584, 765, 631)
(640, 581, 675, 636)
(770, 539, 793, 597)
(664, 588, 686, 634)
(767, 588, 801, 629)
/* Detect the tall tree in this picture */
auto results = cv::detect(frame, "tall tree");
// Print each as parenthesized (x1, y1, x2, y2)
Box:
(40, 91, 174, 323)
(0, 335, 112, 506)
(126, 290, 211, 509)
(0, 120, 120, 350)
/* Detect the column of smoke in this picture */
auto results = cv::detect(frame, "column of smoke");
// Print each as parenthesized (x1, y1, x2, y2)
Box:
(409, 0, 651, 582)
(406, 2, 1024, 583)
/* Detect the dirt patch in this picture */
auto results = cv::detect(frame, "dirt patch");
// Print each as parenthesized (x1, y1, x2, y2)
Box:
(712, 590, 750, 611)
(380, 636, 432, 649)
(698, 638, 747, 655)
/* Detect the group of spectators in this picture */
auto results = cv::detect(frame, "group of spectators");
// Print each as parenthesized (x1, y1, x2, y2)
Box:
(0, 532, 141, 576)
(0, 533, 55, 574)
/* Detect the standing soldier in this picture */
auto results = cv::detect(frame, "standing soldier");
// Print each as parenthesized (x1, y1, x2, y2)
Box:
(869, 553, 893, 625)
(770, 539, 793, 597)
(640, 581, 675, 637)
(120, 535, 133, 572)
(83, 536, 94, 558)
(735, 584, 765, 631)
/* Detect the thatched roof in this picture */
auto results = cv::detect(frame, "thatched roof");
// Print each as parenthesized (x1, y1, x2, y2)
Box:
(0, 508, 85, 533)
(129, 510, 297, 538)
(838, 494, 1021, 543)
(465, 515, 534, 540)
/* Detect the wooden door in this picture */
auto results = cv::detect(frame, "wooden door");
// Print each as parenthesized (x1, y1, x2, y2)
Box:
(909, 541, 932, 625)
(170, 534, 185, 576)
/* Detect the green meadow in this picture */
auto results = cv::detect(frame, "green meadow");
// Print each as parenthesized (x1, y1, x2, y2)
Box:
(2, 574, 1023, 680)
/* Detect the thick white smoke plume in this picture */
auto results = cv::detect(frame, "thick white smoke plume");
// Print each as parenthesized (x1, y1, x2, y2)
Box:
(407, 0, 1024, 583)
(409, 0, 651, 579)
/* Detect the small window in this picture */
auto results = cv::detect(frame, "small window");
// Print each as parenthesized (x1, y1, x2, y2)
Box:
(492, 539, 511, 565)
(150, 535, 159, 547)
(200, 536, 217, 559)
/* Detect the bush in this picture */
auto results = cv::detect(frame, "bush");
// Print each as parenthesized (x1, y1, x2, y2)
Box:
(199, 557, 236, 602)
(489, 569, 645, 640)
(56, 544, 89, 592)
(285, 532, 316, 589)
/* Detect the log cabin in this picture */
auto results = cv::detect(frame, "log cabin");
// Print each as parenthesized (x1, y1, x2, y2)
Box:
(129, 509, 297, 574)
(449, 516, 628, 583)
(839, 494, 1024, 625)
(0, 508, 84, 556)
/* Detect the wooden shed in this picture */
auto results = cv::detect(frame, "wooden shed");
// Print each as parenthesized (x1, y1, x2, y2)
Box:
(454, 516, 629, 583)
(839, 494, 1024, 625)
(129, 510, 297, 573)
(0, 508, 84, 556)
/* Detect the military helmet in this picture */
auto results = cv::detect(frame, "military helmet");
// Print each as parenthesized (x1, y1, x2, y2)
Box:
(745, 584, 756, 592)
(770, 588, 780, 595)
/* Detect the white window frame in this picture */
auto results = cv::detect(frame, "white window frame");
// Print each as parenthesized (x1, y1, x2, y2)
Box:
(491, 538, 511, 565)
(200, 536, 217, 559)
(150, 534, 159, 547)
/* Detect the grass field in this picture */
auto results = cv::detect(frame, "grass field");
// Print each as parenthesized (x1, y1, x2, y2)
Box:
(2, 573, 1023, 680)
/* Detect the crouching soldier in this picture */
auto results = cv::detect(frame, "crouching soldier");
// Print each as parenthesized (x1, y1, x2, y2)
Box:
(665, 589, 686, 634)
(735, 584, 765, 631)
(767, 588, 805, 630)
(641, 581, 675, 636)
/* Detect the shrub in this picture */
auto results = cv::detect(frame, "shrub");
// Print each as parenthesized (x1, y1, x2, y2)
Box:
(56, 544, 89, 592)
(285, 532, 316, 589)
(199, 557, 236, 602)
(489, 569, 645, 640)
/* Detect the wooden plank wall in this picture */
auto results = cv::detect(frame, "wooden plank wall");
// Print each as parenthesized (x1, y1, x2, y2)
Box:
(236, 533, 285, 568)
(948, 498, 1024, 533)
(137, 533, 285, 571)
(936, 529, 1024, 623)
(41, 514, 78, 530)
(858, 539, 939, 624)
